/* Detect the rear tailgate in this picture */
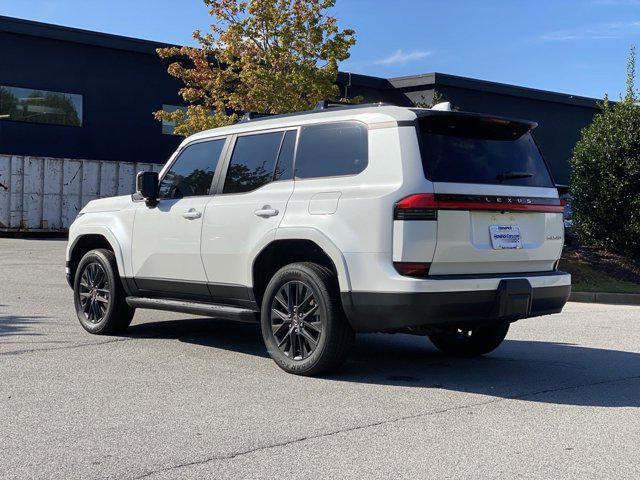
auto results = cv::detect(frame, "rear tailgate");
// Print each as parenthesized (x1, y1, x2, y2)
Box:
(416, 112, 564, 275)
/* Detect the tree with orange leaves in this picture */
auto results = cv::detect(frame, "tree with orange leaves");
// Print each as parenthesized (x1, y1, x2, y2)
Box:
(155, 0, 356, 136)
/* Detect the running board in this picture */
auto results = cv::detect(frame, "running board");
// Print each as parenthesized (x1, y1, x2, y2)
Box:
(126, 297, 259, 323)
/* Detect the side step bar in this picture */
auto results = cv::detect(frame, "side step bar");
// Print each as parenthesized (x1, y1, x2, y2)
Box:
(126, 297, 259, 323)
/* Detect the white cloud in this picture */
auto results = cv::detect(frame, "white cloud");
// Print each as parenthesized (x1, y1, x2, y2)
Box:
(374, 49, 432, 66)
(539, 20, 640, 41)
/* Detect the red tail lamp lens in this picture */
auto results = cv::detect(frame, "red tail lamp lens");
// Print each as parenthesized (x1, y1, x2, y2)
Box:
(394, 262, 431, 278)
(395, 194, 437, 209)
(394, 194, 438, 220)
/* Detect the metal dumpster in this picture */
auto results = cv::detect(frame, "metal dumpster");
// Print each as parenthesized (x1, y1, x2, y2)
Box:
(0, 155, 162, 232)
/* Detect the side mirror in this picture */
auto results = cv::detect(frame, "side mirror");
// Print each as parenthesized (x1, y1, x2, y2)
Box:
(136, 171, 159, 207)
(555, 184, 570, 196)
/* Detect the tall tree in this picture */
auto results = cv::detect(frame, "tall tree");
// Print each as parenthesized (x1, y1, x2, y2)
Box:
(155, 0, 356, 136)
(570, 46, 640, 258)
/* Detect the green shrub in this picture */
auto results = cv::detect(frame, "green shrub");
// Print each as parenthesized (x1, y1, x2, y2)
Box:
(570, 48, 640, 260)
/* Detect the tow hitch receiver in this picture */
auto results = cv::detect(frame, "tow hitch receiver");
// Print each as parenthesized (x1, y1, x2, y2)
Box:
(493, 279, 532, 320)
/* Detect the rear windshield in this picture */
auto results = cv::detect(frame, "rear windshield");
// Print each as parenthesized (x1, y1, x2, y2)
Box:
(417, 115, 554, 187)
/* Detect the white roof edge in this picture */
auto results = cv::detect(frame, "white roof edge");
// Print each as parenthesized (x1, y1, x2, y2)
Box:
(180, 105, 418, 146)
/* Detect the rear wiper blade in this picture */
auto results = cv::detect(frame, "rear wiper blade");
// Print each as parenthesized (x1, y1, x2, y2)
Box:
(496, 171, 533, 182)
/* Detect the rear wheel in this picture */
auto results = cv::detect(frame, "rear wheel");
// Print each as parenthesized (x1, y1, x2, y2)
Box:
(428, 322, 509, 357)
(260, 262, 354, 376)
(73, 249, 135, 335)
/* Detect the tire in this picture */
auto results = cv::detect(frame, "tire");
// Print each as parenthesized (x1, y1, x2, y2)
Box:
(428, 322, 509, 357)
(260, 262, 354, 376)
(73, 248, 135, 335)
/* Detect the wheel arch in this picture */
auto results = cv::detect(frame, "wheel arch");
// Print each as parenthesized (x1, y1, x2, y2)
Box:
(67, 227, 126, 283)
(251, 229, 351, 307)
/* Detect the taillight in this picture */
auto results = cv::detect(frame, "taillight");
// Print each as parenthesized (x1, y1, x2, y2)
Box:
(394, 194, 438, 220)
(394, 262, 431, 278)
(395, 193, 564, 216)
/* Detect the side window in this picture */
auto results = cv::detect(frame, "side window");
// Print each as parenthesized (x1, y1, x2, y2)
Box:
(223, 131, 283, 194)
(159, 139, 225, 199)
(295, 122, 368, 179)
(274, 130, 297, 181)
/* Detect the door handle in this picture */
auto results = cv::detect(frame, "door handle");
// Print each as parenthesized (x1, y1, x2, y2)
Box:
(254, 206, 279, 218)
(182, 208, 202, 220)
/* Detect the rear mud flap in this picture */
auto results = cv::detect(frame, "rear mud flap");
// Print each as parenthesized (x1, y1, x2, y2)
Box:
(492, 279, 532, 320)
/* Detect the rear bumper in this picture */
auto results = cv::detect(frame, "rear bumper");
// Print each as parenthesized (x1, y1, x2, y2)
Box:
(341, 275, 570, 333)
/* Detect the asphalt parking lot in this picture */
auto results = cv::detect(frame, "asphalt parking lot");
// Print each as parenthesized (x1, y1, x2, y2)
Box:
(1, 238, 639, 479)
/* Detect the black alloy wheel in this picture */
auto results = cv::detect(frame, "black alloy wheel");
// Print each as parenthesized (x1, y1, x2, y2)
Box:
(73, 248, 135, 335)
(428, 322, 510, 357)
(270, 280, 323, 360)
(260, 262, 354, 376)
(78, 262, 111, 323)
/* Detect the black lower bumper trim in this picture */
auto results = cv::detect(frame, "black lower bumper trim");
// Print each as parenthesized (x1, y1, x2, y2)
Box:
(341, 284, 571, 333)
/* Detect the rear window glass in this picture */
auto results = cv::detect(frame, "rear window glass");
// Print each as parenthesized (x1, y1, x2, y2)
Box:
(417, 115, 554, 187)
(295, 122, 368, 179)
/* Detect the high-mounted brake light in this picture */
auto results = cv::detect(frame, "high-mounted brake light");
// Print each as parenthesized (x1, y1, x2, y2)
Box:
(480, 117, 510, 125)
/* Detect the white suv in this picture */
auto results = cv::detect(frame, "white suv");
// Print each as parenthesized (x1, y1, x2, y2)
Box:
(66, 102, 571, 375)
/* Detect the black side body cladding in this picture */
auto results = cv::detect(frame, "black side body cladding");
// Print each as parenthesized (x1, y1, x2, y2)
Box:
(124, 277, 257, 310)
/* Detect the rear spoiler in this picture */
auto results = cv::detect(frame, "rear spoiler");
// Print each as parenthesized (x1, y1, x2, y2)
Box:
(414, 109, 538, 131)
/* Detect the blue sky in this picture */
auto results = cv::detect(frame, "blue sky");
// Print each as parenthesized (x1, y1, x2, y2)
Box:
(1, 0, 639, 99)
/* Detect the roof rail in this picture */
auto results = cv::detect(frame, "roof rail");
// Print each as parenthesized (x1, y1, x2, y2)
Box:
(238, 111, 277, 123)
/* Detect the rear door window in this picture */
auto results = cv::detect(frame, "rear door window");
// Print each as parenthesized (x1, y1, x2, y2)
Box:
(295, 122, 368, 179)
(223, 131, 284, 194)
(417, 115, 554, 187)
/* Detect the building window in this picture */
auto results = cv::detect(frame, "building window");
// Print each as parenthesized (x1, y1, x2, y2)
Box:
(0, 85, 82, 126)
(161, 104, 187, 135)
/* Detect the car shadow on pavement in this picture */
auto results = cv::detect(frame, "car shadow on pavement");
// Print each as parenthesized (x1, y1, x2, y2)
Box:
(0, 314, 47, 337)
(125, 317, 640, 408)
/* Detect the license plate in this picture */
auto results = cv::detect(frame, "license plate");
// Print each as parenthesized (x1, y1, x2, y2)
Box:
(489, 225, 522, 249)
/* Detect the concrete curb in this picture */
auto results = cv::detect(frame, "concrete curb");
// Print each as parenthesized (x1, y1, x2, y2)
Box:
(570, 291, 640, 306)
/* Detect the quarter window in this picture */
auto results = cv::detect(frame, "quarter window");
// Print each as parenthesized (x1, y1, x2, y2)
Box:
(0, 85, 82, 126)
(223, 132, 284, 193)
(274, 130, 297, 181)
(159, 139, 225, 199)
(295, 122, 368, 179)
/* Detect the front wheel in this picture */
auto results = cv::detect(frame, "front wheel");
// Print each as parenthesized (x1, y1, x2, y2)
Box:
(260, 262, 354, 376)
(428, 322, 509, 357)
(73, 249, 135, 335)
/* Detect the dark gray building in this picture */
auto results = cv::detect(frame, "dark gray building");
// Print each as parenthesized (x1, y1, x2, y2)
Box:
(1, 15, 602, 184)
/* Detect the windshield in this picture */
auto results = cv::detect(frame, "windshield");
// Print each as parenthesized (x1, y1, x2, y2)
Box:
(417, 115, 554, 187)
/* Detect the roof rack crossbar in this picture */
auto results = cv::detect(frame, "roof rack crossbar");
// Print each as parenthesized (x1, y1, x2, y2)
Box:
(239, 111, 277, 123)
(314, 100, 397, 111)
(313, 100, 357, 110)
